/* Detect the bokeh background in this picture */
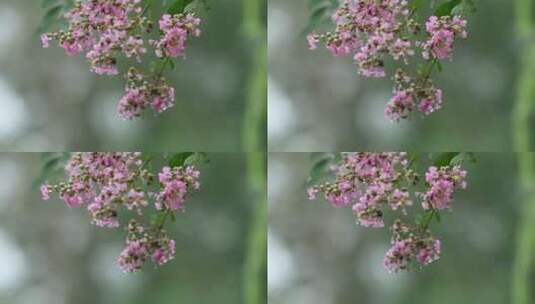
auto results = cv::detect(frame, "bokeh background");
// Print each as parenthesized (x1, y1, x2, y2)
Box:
(268, 153, 529, 304)
(0, 0, 261, 151)
(0, 153, 266, 304)
(268, 0, 516, 151)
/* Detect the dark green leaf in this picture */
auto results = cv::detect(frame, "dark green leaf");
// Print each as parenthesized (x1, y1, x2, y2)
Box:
(434, 0, 462, 17)
(436, 61, 443, 72)
(184, 152, 209, 166)
(153, 212, 167, 227)
(419, 210, 436, 228)
(307, 156, 333, 185)
(450, 152, 477, 166)
(302, 0, 336, 35)
(184, 0, 210, 12)
(432, 152, 461, 167)
(452, 0, 477, 15)
(167, 0, 195, 14)
(416, 211, 434, 227)
(409, 0, 426, 12)
(41, 0, 59, 8)
(168, 152, 194, 167)
(434, 211, 441, 223)
(37, 4, 63, 33)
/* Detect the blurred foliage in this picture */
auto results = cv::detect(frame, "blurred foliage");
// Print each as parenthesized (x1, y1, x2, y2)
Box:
(268, 152, 530, 304)
(0, 0, 264, 151)
(0, 153, 265, 304)
(269, 0, 516, 151)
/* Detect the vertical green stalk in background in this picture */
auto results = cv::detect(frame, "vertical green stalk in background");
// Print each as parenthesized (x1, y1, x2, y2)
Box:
(242, 0, 267, 303)
(243, 152, 267, 304)
(242, 0, 267, 152)
(512, 0, 535, 303)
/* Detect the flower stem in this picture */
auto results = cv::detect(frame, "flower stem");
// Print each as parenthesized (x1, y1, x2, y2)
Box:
(156, 57, 171, 77)
(420, 208, 437, 231)
(420, 59, 438, 80)
(154, 209, 171, 235)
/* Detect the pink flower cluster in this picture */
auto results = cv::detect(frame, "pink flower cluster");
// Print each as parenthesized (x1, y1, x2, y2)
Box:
(307, 0, 468, 121)
(41, 0, 149, 76)
(40, 1, 201, 119)
(421, 16, 468, 60)
(383, 220, 441, 272)
(40, 152, 201, 272)
(307, 153, 416, 228)
(420, 165, 467, 210)
(117, 220, 177, 273)
(40, 152, 148, 228)
(117, 68, 176, 119)
(307, 0, 414, 77)
(155, 166, 201, 211)
(151, 14, 202, 58)
(385, 69, 444, 121)
(307, 152, 467, 272)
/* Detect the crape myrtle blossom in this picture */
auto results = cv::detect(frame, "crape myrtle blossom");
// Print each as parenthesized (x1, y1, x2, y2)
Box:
(117, 220, 177, 272)
(40, 152, 201, 272)
(383, 220, 441, 272)
(420, 165, 467, 210)
(40, 0, 202, 119)
(151, 13, 202, 58)
(421, 16, 468, 60)
(155, 166, 201, 211)
(41, 0, 149, 75)
(117, 68, 176, 120)
(307, 0, 468, 121)
(307, 153, 417, 228)
(385, 69, 444, 121)
(307, 152, 467, 272)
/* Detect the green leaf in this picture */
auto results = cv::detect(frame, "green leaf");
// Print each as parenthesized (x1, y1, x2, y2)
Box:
(168, 152, 194, 167)
(432, 152, 461, 167)
(42, 156, 61, 173)
(436, 61, 443, 72)
(409, 0, 426, 12)
(434, 0, 462, 17)
(37, 4, 63, 33)
(416, 211, 434, 227)
(302, 0, 336, 35)
(184, 152, 209, 166)
(434, 211, 441, 223)
(167, 0, 195, 14)
(184, 0, 210, 12)
(63, 0, 75, 10)
(307, 155, 334, 185)
(407, 152, 420, 165)
(153, 212, 167, 227)
(33, 153, 67, 189)
(41, 0, 59, 8)
(450, 152, 477, 166)
(451, 0, 477, 15)
(418, 210, 437, 229)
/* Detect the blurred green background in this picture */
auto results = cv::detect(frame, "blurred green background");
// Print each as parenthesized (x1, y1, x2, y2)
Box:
(268, 0, 516, 151)
(0, 153, 266, 304)
(268, 153, 532, 304)
(0, 0, 264, 151)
